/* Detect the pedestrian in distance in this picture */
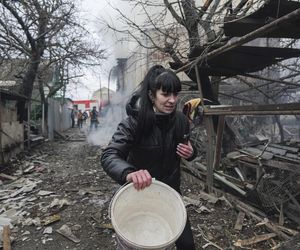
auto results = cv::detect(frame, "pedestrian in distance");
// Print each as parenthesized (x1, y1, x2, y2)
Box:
(71, 109, 75, 128)
(101, 65, 197, 250)
(90, 106, 99, 131)
(82, 110, 88, 124)
(77, 110, 83, 129)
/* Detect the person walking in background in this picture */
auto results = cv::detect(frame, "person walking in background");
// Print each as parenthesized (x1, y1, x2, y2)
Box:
(101, 65, 197, 250)
(82, 110, 88, 124)
(71, 109, 75, 128)
(90, 106, 99, 130)
(77, 110, 83, 129)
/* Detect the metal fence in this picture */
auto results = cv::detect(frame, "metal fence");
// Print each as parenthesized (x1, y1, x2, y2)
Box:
(48, 98, 72, 140)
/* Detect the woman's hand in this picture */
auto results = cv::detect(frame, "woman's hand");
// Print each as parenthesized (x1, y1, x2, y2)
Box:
(176, 141, 194, 159)
(126, 169, 152, 190)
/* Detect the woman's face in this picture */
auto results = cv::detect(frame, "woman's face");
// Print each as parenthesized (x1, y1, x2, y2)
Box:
(153, 88, 178, 114)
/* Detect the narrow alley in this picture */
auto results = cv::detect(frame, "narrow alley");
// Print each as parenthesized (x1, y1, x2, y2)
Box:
(2, 124, 297, 249)
(1, 127, 117, 249)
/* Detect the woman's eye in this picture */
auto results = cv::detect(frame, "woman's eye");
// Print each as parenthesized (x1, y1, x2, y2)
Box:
(162, 93, 177, 97)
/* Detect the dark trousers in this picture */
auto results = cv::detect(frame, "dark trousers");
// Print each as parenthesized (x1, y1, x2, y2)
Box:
(90, 120, 98, 130)
(175, 217, 195, 250)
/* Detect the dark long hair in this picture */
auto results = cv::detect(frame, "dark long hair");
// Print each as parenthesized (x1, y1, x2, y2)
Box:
(135, 65, 182, 141)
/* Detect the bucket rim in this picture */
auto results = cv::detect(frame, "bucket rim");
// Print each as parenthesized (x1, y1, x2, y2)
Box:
(110, 180, 187, 249)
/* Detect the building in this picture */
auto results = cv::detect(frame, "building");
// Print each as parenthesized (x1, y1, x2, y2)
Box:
(92, 87, 115, 109)
(73, 100, 98, 112)
(0, 89, 27, 163)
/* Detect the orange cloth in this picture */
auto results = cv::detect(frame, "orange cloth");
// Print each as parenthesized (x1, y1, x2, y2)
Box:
(182, 98, 202, 121)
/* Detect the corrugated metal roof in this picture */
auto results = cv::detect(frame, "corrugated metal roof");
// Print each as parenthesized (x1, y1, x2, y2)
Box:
(224, 0, 300, 38)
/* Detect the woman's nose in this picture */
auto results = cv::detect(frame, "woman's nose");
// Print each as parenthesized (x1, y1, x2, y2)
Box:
(168, 94, 177, 103)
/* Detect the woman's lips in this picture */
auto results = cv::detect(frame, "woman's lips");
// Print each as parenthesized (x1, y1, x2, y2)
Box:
(165, 106, 174, 110)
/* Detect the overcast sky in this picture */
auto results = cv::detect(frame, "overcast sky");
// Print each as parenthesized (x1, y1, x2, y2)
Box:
(66, 0, 132, 100)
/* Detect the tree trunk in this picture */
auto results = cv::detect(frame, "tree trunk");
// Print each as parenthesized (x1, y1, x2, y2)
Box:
(17, 55, 40, 122)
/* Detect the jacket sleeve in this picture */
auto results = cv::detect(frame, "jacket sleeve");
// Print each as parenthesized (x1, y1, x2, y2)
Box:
(100, 117, 137, 185)
(180, 111, 198, 162)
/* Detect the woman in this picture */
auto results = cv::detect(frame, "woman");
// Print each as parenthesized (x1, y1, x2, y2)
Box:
(101, 65, 197, 249)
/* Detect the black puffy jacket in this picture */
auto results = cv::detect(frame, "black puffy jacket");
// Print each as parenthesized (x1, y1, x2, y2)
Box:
(100, 95, 197, 192)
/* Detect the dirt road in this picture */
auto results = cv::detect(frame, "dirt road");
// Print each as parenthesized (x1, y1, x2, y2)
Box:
(2, 127, 118, 250)
(1, 126, 286, 250)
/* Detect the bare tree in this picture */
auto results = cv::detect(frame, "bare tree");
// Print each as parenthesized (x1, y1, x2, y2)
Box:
(99, 0, 262, 101)
(100, 0, 300, 143)
(0, 0, 106, 121)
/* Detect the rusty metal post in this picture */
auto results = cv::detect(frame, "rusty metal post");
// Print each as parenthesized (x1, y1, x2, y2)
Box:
(213, 115, 225, 171)
(27, 100, 31, 149)
(0, 92, 3, 163)
(195, 66, 215, 193)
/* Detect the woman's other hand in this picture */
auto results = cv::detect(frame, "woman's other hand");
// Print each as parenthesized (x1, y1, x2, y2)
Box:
(126, 169, 152, 190)
(176, 141, 194, 159)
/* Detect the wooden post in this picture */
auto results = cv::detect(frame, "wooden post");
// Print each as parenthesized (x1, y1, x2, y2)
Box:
(3, 225, 11, 250)
(27, 100, 31, 149)
(0, 92, 3, 163)
(213, 115, 225, 171)
(195, 66, 215, 193)
(205, 117, 215, 193)
(42, 102, 45, 135)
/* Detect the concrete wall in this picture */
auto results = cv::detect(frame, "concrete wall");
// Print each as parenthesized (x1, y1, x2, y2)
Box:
(0, 101, 24, 163)
(48, 98, 72, 140)
(0, 100, 18, 122)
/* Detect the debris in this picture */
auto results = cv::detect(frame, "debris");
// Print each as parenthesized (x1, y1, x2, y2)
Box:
(24, 165, 35, 174)
(183, 196, 201, 207)
(54, 130, 67, 140)
(42, 238, 53, 244)
(0, 174, 17, 181)
(56, 224, 80, 243)
(193, 162, 247, 196)
(43, 227, 53, 234)
(22, 217, 41, 227)
(195, 205, 211, 214)
(234, 211, 245, 231)
(37, 190, 55, 196)
(236, 203, 290, 240)
(198, 191, 219, 204)
(50, 198, 71, 208)
(234, 233, 277, 247)
(197, 225, 223, 250)
(276, 233, 300, 249)
(276, 225, 299, 237)
(0, 217, 12, 229)
(77, 188, 103, 196)
(71, 224, 81, 231)
(95, 223, 114, 230)
(42, 214, 61, 226)
(219, 196, 233, 208)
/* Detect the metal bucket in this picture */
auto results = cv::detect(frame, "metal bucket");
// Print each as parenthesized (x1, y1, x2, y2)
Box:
(110, 180, 187, 250)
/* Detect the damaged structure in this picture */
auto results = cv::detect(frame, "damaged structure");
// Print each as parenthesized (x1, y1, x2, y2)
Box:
(0, 89, 27, 164)
(176, 0, 300, 246)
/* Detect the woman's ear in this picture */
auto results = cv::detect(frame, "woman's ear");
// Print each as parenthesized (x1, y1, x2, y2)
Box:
(148, 91, 154, 102)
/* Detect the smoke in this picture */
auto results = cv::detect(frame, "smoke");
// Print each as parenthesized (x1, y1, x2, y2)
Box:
(86, 91, 133, 146)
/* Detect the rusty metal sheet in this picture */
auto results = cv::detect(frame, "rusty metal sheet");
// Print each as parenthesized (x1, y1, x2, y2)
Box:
(224, 0, 300, 38)
(239, 147, 274, 160)
(256, 145, 287, 156)
(269, 144, 299, 153)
